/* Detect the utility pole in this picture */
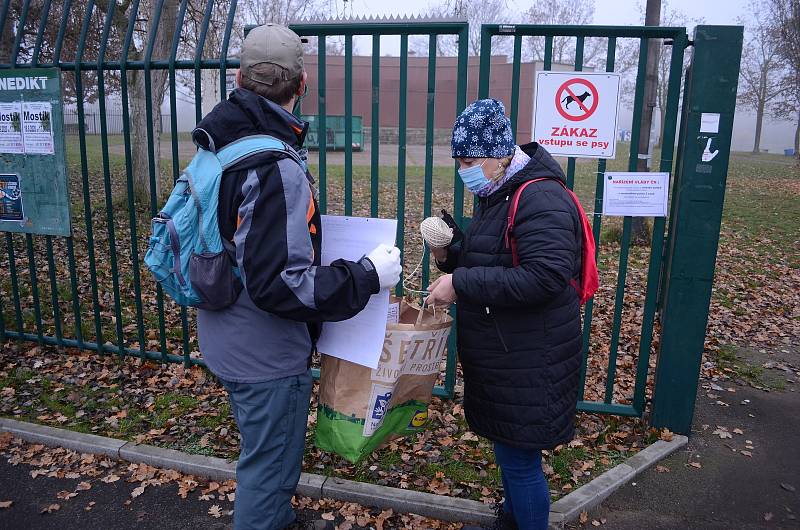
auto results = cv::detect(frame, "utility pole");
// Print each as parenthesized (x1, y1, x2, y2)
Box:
(632, 0, 662, 245)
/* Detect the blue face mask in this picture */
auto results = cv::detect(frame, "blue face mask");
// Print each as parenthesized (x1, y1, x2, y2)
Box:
(458, 159, 490, 194)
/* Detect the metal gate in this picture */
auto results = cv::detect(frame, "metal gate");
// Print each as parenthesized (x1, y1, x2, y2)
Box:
(0, 2, 742, 434)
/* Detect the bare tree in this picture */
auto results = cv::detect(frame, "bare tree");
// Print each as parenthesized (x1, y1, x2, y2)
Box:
(523, 0, 605, 68)
(94, 0, 179, 203)
(240, 0, 331, 25)
(654, 5, 700, 148)
(772, 71, 800, 157)
(4, 0, 121, 103)
(414, 0, 510, 57)
(737, 1, 783, 154)
(767, 0, 800, 158)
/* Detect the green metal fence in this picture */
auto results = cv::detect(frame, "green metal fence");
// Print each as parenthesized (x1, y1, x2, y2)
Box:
(0, 2, 742, 432)
(0, 4, 469, 398)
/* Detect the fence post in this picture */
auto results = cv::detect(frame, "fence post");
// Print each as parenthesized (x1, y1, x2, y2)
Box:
(650, 26, 743, 434)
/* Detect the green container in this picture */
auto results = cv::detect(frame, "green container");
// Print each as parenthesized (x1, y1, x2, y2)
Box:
(303, 114, 363, 151)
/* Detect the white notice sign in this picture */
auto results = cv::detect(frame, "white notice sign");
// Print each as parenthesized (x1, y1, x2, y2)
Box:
(0, 102, 23, 154)
(317, 215, 398, 368)
(21, 101, 55, 154)
(700, 113, 721, 134)
(533, 71, 621, 159)
(602, 172, 669, 217)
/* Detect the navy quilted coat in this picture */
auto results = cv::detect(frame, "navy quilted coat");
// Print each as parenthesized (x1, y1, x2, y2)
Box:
(437, 142, 583, 449)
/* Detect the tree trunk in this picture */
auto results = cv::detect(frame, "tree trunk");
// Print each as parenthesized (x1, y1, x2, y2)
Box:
(0, 18, 13, 63)
(656, 104, 665, 149)
(130, 71, 162, 204)
(752, 99, 764, 154)
(128, 0, 178, 205)
(632, 0, 662, 246)
(794, 107, 800, 159)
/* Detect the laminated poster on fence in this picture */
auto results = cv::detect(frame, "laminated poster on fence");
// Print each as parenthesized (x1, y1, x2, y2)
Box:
(316, 215, 398, 368)
(21, 101, 54, 155)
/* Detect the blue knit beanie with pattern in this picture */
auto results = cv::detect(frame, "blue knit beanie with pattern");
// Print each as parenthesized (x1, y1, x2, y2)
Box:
(451, 98, 514, 159)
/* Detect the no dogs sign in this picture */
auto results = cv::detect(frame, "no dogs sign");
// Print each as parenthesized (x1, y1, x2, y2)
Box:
(533, 72, 621, 159)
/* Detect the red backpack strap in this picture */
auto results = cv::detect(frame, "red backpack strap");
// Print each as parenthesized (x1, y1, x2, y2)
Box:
(505, 178, 550, 266)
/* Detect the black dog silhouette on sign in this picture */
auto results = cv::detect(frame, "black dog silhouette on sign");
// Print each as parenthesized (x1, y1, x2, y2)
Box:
(561, 91, 591, 110)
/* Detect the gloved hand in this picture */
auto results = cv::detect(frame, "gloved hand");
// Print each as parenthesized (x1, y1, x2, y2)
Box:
(440, 210, 464, 245)
(365, 244, 402, 290)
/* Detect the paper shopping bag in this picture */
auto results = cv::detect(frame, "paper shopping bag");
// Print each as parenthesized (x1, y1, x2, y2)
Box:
(315, 298, 453, 463)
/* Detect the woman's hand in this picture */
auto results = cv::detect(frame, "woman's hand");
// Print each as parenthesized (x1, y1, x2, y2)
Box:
(429, 246, 448, 263)
(425, 274, 457, 307)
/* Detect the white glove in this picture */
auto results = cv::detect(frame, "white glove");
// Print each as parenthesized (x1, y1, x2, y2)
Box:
(365, 244, 402, 290)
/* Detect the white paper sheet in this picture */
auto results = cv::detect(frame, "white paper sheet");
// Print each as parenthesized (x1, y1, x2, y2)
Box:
(317, 215, 398, 368)
(21, 101, 54, 155)
(0, 102, 24, 154)
(700, 113, 721, 134)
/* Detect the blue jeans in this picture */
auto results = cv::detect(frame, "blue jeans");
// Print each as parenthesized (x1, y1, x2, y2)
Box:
(220, 371, 313, 530)
(493, 441, 550, 530)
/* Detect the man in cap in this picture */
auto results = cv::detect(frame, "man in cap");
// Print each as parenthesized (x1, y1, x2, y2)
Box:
(193, 24, 402, 529)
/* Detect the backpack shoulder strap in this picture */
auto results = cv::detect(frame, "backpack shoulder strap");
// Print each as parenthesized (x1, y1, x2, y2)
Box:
(214, 134, 306, 171)
(504, 177, 552, 259)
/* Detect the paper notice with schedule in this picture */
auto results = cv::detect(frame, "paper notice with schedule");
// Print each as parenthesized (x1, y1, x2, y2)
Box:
(602, 172, 670, 217)
(317, 215, 398, 369)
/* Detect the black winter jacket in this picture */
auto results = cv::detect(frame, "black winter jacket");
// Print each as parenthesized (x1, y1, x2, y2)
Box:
(437, 142, 583, 449)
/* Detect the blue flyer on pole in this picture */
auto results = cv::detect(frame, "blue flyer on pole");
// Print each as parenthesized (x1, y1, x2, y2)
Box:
(0, 173, 24, 222)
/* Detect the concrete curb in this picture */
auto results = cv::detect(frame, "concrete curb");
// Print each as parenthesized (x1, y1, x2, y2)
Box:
(0, 418, 687, 527)
(548, 437, 689, 528)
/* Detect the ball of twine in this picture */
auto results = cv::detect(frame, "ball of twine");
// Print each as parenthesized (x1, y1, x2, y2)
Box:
(420, 216, 453, 249)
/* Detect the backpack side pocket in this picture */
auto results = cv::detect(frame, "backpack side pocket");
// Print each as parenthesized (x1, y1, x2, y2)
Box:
(189, 251, 243, 311)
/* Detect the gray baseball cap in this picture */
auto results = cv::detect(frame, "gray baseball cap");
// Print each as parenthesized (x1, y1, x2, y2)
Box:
(240, 24, 306, 86)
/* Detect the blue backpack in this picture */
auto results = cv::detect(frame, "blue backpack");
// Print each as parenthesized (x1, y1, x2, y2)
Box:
(144, 135, 306, 310)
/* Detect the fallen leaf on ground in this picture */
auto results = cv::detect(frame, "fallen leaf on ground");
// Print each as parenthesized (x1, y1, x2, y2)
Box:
(76, 482, 91, 491)
(0, 501, 12, 509)
(656, 465, 670, 473)
(741, 451, 753, 457)
(712, 428, 733, 439)
(660, 429, 674, 442)
(208, 505, 223, 518)
(322, 512, 335, 521)
(580, 511, 589, 524)
(40, 503, 60, 514)
(687, 462, 702, 469)
(131, 485, 146, 498)
(56, 491, 77, 500)
(101, 474, 120, 483)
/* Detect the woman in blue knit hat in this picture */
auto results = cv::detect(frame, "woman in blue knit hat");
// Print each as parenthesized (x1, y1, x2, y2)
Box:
(425, 99, 584, 530)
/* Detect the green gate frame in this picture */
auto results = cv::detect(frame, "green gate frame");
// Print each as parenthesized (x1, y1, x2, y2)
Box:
(0, 2, 743, 433)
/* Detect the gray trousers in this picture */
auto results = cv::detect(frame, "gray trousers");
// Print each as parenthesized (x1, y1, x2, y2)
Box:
(220, 370, 313, 530)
